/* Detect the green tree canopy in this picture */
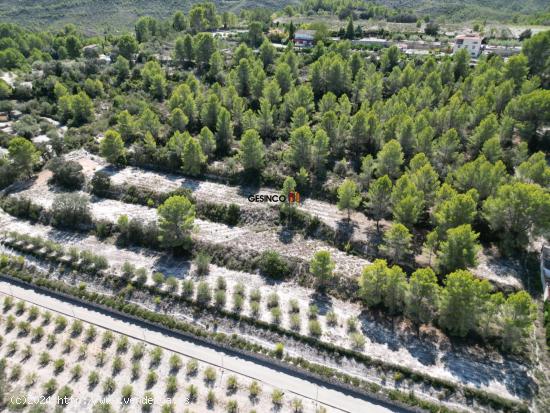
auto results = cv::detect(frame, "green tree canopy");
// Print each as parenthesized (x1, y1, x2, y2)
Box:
(157, 195, 195, 250)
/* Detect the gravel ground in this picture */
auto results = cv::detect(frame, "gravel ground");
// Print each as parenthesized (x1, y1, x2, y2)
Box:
(0, 225, 534, 405)
(0, 293, 340, 413)
(62, 150, 525, 289)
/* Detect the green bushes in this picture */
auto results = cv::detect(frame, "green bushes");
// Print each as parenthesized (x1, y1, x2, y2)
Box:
(0, 259, 530, 413)
(47, 158, 85, 190)
(259, 250, 290, 279)
(1, 196, 43, 222)
(196, 202, 241, 226)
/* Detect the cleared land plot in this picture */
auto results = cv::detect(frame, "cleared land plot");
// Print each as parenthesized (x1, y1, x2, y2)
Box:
(70, 150, 525, 290)
(0, 217, 533, 405)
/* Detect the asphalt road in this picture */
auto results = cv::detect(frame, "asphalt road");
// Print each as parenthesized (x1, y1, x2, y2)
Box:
(0, 280, 408, 413)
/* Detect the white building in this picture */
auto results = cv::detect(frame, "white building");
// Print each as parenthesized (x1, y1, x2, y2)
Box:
(453, 34, 482, 57)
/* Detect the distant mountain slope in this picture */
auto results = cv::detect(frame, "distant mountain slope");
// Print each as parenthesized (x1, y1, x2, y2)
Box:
(0, 0, 547, 33)
(0, 0, 297, 34)
(374, 0, 549, 21)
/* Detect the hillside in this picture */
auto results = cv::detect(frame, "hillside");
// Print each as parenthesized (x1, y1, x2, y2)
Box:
(375, 0, 550, 21)
(0, 0, 296, 34)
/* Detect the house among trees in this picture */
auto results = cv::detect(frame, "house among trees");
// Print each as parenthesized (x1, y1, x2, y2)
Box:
(453, 34, 483, 57)
(294, 29, 315, 47)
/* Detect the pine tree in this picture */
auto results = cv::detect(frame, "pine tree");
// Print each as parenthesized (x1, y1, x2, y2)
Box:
(181, 137, 206, 176)
(198, 127, 216, 160)
(406, 268, 440, 326)
(311, 129, 329, 176)
(439, 270, 491, 337)
(358, 259, 388, 308)
(239, 130, 265, 173)
(376, 139, 404, 179)
(337, 178, 361, 221)
(288, 125, 312, 170)
(437, 224, 480, 273)
(381, 223, 412, 264)
(310, 250, 335, 289)
(345, 17, 355, 40)
(366, 175, 392, 231)
(157, 196, 195, 250)
(100, 130, 125, 165)
(215, 107, 233, 156)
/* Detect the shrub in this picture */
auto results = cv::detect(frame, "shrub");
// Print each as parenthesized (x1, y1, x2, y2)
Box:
(50, 193, 92, 229)
(103, 377, 116, 395)
(135, 268, 148, 285)
(186, 383, 197, 401)
(259, 250, 290, 279)
(226, 375, 238, 393)
(149, 347, 163, 367)
(226, 400, 238, 413)
(288, 299, 300, 313)
(267, 292, 279, 308)
(204, 366, 216, 385)
(271, 307, 282, 324)
(91, 171, 111, 197)
(88, 371, 100, 388)
(250, 301, 260, 317)
(207, 389, 216, 407)
(347, 317, 358, 332)
(249, 288, 261, 302)
(194, 252, 211, 275)
(96, 351, 106, 366)
(350, 332, 366, 350)
(102, 331, 114, 348)
(166, 276, 178, 292)
(274, 342, 284, 358)
(71, 364, 82, 380)
(58, 385, 73, 404)
(249, 380, 262, 399)
(308, 304, 318, 319)
(169, 354, 182, 372)
(146, 371, 158, 388)
(166, 376, 178, 396)
(186, 359, 198, 376)
(308, 320, 322, 337)
(272, 389, 284, 406)
(196, 281, 211, 305)
(291, 398, 304, 412)
(54, 315, 67, 332)
(53, 359, 65, 374)
(112, 356, 124, 375)
(131, 362, 141, 380)
(10, 365, 21, 381)
(290, 313, 301, 331)
(71, 320, 83, 337)
(181, 279, 194, 298)
(42, 379, 57, 396)
(152, 272, 165, 286)
(121, 384, 133, 402)
(132, 343, 145, 360)
(39, 351, 50, 367)
(326, 310, 338, 326)
(47, 158, 84, 190)
(215, 289, 227, 308)
(85, 326, 97, 342)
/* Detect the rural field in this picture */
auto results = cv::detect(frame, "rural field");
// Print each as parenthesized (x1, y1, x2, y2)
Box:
(0, 1, 549, 412)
